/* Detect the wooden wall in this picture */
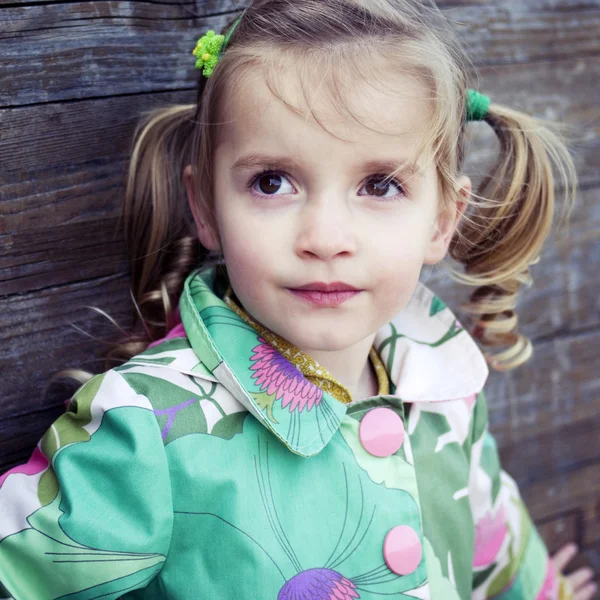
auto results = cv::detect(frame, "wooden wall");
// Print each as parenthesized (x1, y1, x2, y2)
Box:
(1, 0, 598, 589)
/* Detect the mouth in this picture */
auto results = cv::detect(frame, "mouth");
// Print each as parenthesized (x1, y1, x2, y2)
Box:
(287, 282, 362, 307)
(291, 282, 360, 292)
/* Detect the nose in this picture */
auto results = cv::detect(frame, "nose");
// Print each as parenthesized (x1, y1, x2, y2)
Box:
(295, 197, 357, 260)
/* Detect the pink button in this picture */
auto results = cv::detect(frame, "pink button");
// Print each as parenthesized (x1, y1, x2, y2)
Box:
(359, 407, 404, 457)
(383, 525, 422, 575)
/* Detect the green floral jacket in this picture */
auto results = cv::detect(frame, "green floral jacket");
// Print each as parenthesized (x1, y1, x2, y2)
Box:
(0, 267, 560, 599)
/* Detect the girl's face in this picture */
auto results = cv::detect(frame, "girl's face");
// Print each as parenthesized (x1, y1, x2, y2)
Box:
(188, 66, 468, 354)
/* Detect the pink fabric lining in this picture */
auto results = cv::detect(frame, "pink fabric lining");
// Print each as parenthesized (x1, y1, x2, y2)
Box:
(0, 447, 49, 489)
(148, 307, 186, 348)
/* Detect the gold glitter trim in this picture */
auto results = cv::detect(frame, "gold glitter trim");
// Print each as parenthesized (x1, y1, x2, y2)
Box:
(223, 288, 389, 403)
(558, 574, 574, 600)
(370, 345, 389, 396)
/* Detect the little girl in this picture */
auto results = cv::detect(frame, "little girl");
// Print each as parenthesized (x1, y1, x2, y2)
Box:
(0, 0, 596, 598)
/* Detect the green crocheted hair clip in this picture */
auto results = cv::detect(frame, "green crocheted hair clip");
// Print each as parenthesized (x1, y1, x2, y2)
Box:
(192, 15, 490, 121)
(193, 14, 243, 78)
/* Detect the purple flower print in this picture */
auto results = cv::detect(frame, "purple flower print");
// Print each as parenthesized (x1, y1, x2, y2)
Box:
(154, 398, 197, 440)
(278, 568, 360, 600)
(250, 339, 323, 413)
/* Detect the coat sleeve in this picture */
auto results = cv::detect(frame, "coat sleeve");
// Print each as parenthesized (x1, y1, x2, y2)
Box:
(468, 389, 571, 600)
(0, 369, 173, 600)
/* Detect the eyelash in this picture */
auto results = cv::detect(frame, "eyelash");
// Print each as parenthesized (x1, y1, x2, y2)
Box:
(246, 169, 406, 200)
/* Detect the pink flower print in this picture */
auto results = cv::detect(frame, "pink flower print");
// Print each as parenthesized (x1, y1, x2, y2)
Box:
(278, 568, 360, 600)
(464, 393, 477, 411)
(0, 447, 49, 489)
(250, 339, 323, 413)
(536, 557, 560, 600)
(473, 506, 508, 568)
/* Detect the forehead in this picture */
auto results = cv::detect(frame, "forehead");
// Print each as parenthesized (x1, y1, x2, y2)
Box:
(218, 57, 433, 161)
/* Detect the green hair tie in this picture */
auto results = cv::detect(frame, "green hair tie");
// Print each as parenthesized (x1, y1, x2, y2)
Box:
(192, 14, 243, 78)
(466, 89, 491, 121)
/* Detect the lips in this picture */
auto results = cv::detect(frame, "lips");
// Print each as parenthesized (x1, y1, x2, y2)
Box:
(291, 282, 360, 292)
(287, 282, 362, 307)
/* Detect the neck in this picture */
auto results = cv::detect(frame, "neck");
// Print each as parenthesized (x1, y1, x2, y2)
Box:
(300, 334, 378, 401)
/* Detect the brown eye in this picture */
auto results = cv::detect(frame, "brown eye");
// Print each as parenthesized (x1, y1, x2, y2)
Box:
(361, 175, 404, 199)
(250, 171, 295, 196)
(257, 173, 282, 194)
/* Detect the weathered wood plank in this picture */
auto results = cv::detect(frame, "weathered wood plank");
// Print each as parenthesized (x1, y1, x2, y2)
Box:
(0, 2, 598, 106)
(1, 0, 243, 7)
(0, 273, 132, 473)
(0, 89, 194, 294)
(520, 462, 600, 548)
(497, 409, 600, 487)
(0, 89, 192, 180)
(6, 0, 600, 7)
(484, 326, 600, 446)
(0, 4, 234, 107)
(0, 216, 129, 296)
(537, 516, 599, 582)
(537, 509, 584, 554)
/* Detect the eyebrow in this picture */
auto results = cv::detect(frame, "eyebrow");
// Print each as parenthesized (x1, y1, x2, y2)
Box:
(231, 152, 422, 180)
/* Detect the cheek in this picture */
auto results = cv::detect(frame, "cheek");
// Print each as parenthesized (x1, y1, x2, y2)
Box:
(373, 219, 432, 269)
(368, 221, 431, 308)
(222, 224, 271, 272)
(216, 211, 277, 298)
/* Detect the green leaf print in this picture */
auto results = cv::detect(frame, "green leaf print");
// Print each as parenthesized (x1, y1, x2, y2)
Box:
(0, 406, 170, 600)
(211, 411, 248, 440)
(37, 374, 105, 506)
(423, 537, 462, 599)
(2, 492, 164, 599)
(473, 563, 497, 589)
(429, 295, 447, 317)
(121, 372, 208, 444)
(252, 391, 279, 424)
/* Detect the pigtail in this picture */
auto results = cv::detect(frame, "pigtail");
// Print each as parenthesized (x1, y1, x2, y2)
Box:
(105, 104, 208, 366)
(450, 104, 577, 371)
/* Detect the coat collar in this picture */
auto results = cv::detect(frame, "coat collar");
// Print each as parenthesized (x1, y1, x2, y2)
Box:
(177, 267, 488, 457)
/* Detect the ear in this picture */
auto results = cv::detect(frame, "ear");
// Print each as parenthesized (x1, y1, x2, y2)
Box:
(183, 164, 221, 252)
(423, 175, 471, 265)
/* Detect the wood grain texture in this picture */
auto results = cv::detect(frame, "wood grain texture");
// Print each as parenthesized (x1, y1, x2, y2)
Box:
(1, 0, 599, 589)
(1, 2, 599, 106)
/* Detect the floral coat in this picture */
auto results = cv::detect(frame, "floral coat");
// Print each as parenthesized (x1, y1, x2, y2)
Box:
(0, 267, 561, 600)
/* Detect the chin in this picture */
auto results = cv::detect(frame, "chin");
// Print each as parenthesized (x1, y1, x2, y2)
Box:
(287, 328, 361, 353)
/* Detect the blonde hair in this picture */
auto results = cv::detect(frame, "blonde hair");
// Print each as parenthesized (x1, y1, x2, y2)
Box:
(55, 0, 576, 390)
